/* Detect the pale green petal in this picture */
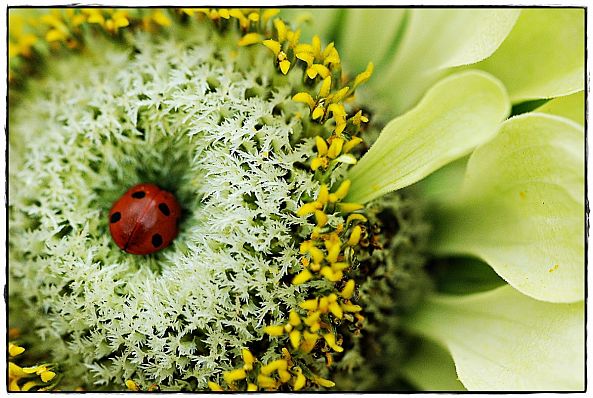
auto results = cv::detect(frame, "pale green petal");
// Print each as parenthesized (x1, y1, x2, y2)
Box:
(376, 9, 519, 115)
(401, 339, 466, 391)
(536, 91, 585, 126)
(411, 156, 468, 203)
(347, 70, 509, 204)
(404, 285, 584, 391)
(430, 257, 506, 295)
(338, 9, 407, 74)
(474, 9, 584, 102)
(430, 113, 584, 303)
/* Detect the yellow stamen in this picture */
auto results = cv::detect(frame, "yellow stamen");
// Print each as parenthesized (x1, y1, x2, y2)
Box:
(260, 359, 288, 375)
(274, 19, 287, 42)
(311, 157, 323, 171)
(348, 225, 362, 246)
(289, 310, 302, 326)
(293, 92, 316, 109)
(327, 138, 344, 159)
(46, 29, 67, 42)
(247, 383, 258, 391)
(315, 136, 329, 156)
(208, 381, 224, 391)
(331, 262, 349, 271)
(224, 368, 247, 384)
(218, 9, 231, 19)
(257, 374, 278, 389)
(341, 302, 362, 312)
(311, 105, 325, 120)
(293, 368, 307, 390)
(263, 39, 281, 56)
(346, 213, 367, 225)
(264, 325, 285, 336)
(312, 375, 336, 388)
(317, 185, 330, 205)
(296, 201, 322, 217)
(323, 332, 344, 352)
(314, 210, 328, 227)
(242, 348, 255, 370)
(354, 62, 374, 87)
(312, 64, 331, 79)
(262, 9, 280, 23)
(289, 330, 301, 349)
(278, 369, 292, 383)
(292, 269, 313, 285)
(338, 202, 364, 213)
(152, 10, 172, 27)
(343, 137, 364, 154)
(332, 179, 351, 201)
(8, 343, 25, 357)
(300, 298, 318, 311)
(329, 301, 343, 319)
(319, 76, 332, 98)
(341, 279, 355, 299)
(309, 246, 325, 264)
(239, 33, 262, 46)
(126, 380, 139, 391)
(40, 370, 56, 382)
(279, 60, 291, 75)
(296, 52, 314, 66)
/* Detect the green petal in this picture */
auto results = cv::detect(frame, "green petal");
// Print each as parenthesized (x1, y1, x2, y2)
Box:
(411, 156, 468, 203)
(337, 9, 407, 74)
(474, 9, 584, 102)
(430, 113, 584, 303)
(536, 91, 585, 126)
(404, 286, 584, 391)
(347, 70, 509, 204)
(376, 9, 519, 115)
(401, 339, 466, 391)
(429, 257, 507, 295)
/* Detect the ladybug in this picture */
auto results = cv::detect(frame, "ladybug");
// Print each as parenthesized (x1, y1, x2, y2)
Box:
(109, 183, 181, 255)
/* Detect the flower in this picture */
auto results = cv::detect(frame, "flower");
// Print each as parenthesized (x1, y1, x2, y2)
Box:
(8, 7, 584, 392)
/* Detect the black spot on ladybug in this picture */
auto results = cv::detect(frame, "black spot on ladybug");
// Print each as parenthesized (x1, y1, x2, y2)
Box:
(110, 212, 121, 223)
(132, 191, 146, 199)
(158, 203, 170, 216)
(152, 233, 163, 248)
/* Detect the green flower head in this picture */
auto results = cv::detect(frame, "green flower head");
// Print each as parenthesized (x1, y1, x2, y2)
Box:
(7, 7, 584, 392)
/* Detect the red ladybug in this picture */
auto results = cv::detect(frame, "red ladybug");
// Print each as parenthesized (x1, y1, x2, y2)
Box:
(109, 183, 181, 255)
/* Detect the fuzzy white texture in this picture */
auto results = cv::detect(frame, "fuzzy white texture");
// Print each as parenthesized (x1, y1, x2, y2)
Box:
(8, 24, 337, 389)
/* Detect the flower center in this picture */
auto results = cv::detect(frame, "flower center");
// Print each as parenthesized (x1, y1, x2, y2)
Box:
(9, 8, 431, 391)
